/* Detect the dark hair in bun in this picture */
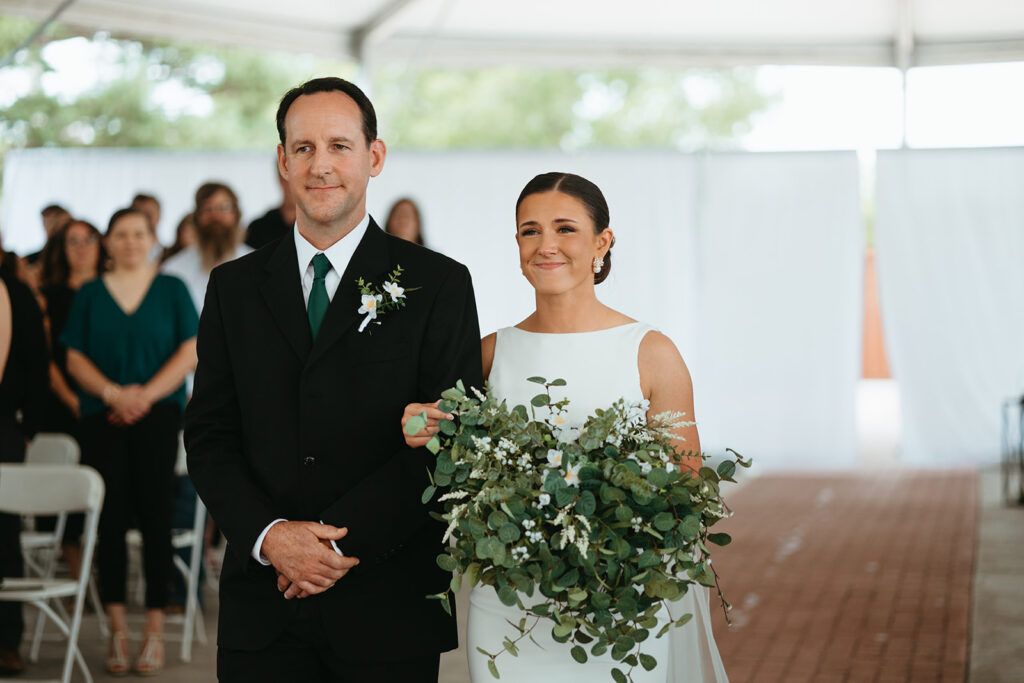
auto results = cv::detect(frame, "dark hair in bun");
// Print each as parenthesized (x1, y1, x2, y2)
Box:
(515, 172, 615, 284)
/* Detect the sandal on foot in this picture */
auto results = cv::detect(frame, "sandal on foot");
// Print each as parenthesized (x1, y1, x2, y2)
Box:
(106, 631, 130, 676)
(135, 632, 164, 676)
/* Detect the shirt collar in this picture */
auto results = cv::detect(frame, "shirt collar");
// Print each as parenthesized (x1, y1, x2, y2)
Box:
(294, 213, 371, 277)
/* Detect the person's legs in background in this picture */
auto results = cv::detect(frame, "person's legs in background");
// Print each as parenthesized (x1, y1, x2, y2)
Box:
(0, 416, 26, 676)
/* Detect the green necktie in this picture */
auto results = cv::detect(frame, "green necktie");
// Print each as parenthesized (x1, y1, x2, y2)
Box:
(307, 253, 331, 340)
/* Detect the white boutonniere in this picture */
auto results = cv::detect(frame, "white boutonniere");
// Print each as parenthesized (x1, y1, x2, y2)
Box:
(355, 265, 418, 333)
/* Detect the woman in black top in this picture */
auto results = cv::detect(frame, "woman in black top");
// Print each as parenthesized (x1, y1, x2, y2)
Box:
(36, 219, 105, 580)
(40, 219, 105, 433)
(0, 271, 49, 676)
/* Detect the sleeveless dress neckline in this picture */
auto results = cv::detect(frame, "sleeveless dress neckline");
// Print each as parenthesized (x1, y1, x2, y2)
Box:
(509, 320, 642, 336)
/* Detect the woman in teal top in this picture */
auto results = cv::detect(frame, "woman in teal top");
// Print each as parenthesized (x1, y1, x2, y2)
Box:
(62, 207, 198, 676)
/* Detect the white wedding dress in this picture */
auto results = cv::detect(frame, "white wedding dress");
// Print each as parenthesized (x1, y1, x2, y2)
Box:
(467, 322, 729, 682)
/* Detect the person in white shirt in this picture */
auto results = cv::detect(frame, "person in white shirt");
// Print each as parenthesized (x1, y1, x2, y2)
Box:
(162, 182, 252, 313)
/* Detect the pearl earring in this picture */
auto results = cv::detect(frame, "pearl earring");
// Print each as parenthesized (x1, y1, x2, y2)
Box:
(593, 256, 604, 274)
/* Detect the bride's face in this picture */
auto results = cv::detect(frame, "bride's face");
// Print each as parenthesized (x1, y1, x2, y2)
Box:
(515, 190, 612, 295)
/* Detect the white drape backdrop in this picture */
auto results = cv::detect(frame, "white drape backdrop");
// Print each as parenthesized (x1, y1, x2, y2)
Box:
(691, 153, 863, 467)
(876, 148, 1024, 465)
(1, 148, 863, 469)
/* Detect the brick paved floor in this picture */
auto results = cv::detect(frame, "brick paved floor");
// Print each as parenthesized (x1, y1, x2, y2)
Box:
(709, 471, 976, 683)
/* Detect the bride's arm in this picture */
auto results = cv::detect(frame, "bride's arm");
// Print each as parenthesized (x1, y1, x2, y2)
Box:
(401, 333, 496, 448)
(481, 332, 496, 380)
(639, 331, 702, 474)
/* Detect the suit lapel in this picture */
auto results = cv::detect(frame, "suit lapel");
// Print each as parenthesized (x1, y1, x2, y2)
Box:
(259, 235, 312, 361)
(307, 219, 390, 368)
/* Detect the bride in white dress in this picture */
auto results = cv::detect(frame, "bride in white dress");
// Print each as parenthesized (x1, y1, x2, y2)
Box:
(402, 172, 728, 682)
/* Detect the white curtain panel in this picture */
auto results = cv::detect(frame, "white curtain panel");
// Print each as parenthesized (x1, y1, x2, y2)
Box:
(876, 148, 1024, 465)
(692, 152, 863, 469)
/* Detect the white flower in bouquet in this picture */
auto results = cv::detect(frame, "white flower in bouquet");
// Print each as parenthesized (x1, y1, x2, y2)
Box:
(563, 462, 581, 488)
(546, 449, 563, 467)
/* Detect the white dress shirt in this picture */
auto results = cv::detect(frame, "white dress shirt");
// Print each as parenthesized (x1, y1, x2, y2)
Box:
(251, 213, 371, 565)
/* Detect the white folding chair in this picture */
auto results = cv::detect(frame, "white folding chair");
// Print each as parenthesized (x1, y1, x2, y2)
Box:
(166, 493, 208, 662)
(20, 434, 107, 649)
(0, 464, 104, 683)
(20, 434, 79, 577)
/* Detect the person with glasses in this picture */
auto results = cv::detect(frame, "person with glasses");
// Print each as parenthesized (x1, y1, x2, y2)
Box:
(163, 182, 252, 313)
(32, 219, 108, 581)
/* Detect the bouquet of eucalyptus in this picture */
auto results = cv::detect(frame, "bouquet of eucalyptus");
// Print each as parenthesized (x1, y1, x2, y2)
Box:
(407, 377, 748, 682)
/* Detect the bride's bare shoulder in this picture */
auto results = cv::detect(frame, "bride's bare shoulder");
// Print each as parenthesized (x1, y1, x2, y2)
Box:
(638, 330, 691, 396)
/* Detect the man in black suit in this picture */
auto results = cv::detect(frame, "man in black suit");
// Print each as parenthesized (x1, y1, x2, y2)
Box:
(186, 77, 482, 682)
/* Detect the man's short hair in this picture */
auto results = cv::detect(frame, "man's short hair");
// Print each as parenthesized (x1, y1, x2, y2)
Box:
(41, 204, 68, 217)
(131, 193, 159, 207)
(276, 77, 377, 147)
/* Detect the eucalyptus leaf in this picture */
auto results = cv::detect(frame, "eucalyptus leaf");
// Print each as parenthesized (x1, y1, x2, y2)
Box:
(487, 659, 500, 679)
(530, 393, 550, 407)
(465, 562, 481, 587)
(716, 459, 736, 479)
(576, 490, 596, 517)
(498, 523, 521, 543)
(404, 412, 427, 436)
(421, 485, 436, 504)
(425, 435, 440, 454)
(441, 388, 464, 401)
(550, 378, 567, 386)
(675, 613, 694, 628)
(570, 645, 588, 663)
(708, 532, 732, 546)
(527, 376, 547, 384)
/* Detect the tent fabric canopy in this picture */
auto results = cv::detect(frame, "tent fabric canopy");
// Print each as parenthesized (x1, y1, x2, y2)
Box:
(2, 0, 1024, 68)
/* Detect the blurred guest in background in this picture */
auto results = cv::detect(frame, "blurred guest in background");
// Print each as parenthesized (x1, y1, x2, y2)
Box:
(163, 182, 251, 313)
(161, 213, 197, 263)
(62, 207, 198, 676)
(35, 219, 106, 579)
(131, 194, 162, 240)
(23, 205, 73, 293)
(0, 265, 49, 676)
(245, 163, 295, 249)
(384, 197, 425, 246)
(26, 204, 72, 266)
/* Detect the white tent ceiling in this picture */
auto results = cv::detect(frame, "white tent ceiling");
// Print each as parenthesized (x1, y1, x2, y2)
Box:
(2, 0, 1024, 69)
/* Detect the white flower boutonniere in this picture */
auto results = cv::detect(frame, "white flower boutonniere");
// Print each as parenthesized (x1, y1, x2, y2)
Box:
(355, 265, 418, 333)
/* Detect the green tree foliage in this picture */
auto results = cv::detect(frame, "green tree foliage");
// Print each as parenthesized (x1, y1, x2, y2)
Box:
(377, 66, 775, 150)
(1, 17, 776, 153)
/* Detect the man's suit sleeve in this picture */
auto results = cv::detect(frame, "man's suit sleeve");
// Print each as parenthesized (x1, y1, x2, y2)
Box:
(185, 270, 277, 563)
(317, 262, 483, 564)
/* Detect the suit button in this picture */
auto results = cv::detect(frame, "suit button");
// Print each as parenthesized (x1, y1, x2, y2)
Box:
(304, 456, 315, 466)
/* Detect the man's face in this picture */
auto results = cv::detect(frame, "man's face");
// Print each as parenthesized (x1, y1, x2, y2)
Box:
(277, 91, 385, 232)
(195, 189, 240, 236)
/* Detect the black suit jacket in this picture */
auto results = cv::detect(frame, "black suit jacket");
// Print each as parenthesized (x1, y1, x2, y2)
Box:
(185, 220, 482, 659)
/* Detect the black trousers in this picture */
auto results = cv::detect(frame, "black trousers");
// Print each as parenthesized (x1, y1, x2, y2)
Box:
(0, 415, 25, 648)
(80, 403, 179, 608)
(217, 600, 440, 683)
